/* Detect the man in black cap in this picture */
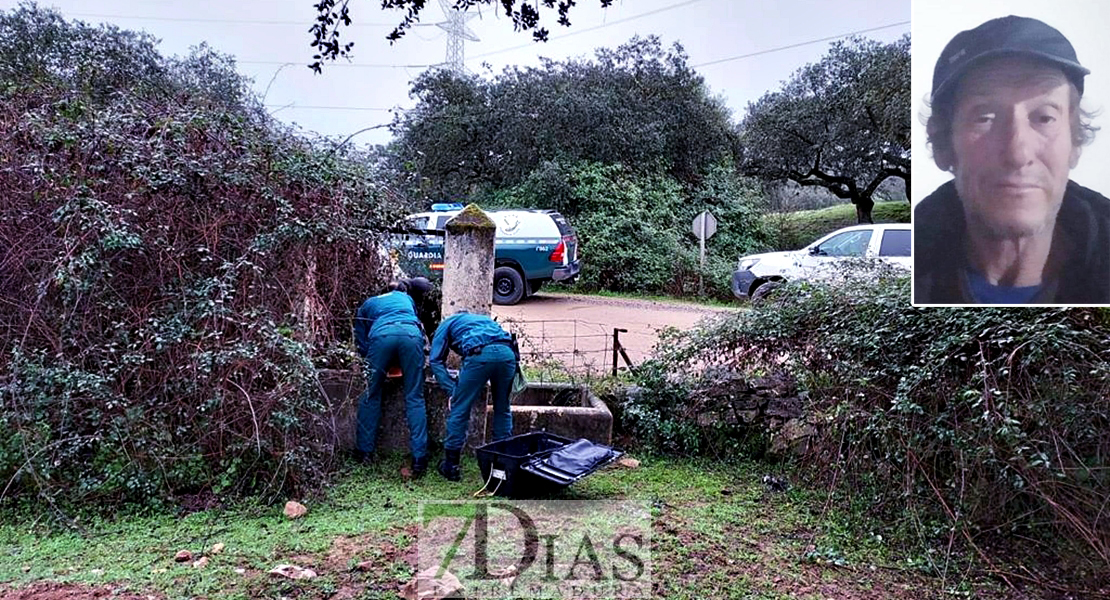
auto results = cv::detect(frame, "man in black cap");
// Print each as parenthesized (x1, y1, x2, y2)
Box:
(915, 15, 1110, 304)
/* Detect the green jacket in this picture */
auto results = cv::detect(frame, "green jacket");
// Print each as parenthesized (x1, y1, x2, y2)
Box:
(353, 291, 423, 358)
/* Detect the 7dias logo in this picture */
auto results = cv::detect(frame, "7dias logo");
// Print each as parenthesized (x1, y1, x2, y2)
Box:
(416, 500, 652, 599)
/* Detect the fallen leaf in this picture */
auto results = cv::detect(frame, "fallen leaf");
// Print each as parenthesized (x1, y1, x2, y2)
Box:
(283, 500, 307, 519)
(269, 564, 317, 580)
(400, 466, 413, 480)
(616, 457, 640, 469)
(174, 550, 193, 562)
(399, 566, 463, 600)
(192, 556, 209, 569)
(210, 542, 225, 554)
(489, 564, 518, 588)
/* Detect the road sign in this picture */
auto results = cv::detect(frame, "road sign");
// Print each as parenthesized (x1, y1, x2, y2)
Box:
(692, 211, 717, 295)
(692, 211, 717, 240)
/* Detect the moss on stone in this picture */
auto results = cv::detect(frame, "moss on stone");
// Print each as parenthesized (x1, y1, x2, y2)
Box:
(445, 203, 495, 233)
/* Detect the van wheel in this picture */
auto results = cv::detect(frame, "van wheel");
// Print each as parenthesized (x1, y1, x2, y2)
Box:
(493, 267, 526, 305)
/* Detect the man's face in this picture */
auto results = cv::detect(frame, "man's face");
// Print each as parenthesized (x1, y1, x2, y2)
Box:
(946, 57, 1079, 239)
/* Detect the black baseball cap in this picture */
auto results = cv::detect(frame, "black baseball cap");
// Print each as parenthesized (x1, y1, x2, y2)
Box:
(932, 15, 1089, 106)
(403, 276, 433, 295)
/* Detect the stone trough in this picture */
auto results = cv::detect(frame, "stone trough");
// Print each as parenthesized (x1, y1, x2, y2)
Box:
(318, 369, 612, 455)
(491, 381, 612, 445)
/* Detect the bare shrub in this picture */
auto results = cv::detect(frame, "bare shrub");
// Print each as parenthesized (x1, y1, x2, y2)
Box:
(0, 5, 405, 509)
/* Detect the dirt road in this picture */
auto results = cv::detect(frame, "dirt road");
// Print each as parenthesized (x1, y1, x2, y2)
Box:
(491, 292, 742, 376)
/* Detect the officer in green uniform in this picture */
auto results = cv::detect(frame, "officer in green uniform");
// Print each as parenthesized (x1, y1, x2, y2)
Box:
(353, 277, 433, 476)
(429, 312, 518, 481)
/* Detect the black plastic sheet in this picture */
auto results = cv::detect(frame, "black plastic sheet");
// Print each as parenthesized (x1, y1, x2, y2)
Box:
(542, 439, 617, 476)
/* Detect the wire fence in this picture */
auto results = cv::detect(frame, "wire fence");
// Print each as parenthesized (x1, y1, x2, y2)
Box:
(495, 318, 637, 384)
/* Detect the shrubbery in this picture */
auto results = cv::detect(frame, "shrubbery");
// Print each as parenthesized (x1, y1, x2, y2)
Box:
(0, 5, 402, 509)
(483, 160, 769, 300)
(629, 274, 1110, 590)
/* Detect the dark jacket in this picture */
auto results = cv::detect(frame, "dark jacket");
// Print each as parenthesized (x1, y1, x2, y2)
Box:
(914, 180, 1110, 304)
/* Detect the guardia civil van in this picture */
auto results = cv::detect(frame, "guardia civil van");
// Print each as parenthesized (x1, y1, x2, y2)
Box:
(392, 204, 580, 305)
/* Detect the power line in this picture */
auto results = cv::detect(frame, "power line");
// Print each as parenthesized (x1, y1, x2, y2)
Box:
(263, 104, 396, 112)
(241, 18, 907, 72)
(241, 60, 433, 69)
(468, 0, 709, 61)
(691, 20, 909, 68)
(65, 12, 396, 27)
(253, 20, 911, 112)
(239, 18, 908, 71)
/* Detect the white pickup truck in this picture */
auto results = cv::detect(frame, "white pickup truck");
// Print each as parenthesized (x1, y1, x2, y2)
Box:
(730, 224, 911, 301)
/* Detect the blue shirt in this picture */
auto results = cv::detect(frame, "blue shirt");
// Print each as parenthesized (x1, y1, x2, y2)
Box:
(353, 291, 422, 357)
(429, 312, 512, 397)
(967, 270, 1043, 304)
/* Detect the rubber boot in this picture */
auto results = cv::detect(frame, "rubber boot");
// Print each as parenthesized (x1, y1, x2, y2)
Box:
(411, 455, 428, 479)
(438, 448, 461, 482)
(352, 449, 374, 466)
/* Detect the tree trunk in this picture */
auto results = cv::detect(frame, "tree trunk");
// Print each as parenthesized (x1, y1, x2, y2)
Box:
(855, 197, 875, 224)
(293, 245, 327, 345)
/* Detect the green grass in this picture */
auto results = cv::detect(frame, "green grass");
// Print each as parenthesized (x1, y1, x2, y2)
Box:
(763, 201, 911, 250)
(0, 454, 1004, 600)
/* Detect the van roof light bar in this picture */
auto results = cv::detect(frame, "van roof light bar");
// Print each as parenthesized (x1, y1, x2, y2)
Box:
(431, 202, 464, 212)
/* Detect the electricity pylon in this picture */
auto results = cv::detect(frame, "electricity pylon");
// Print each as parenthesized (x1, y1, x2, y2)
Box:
(436, 0, 479, 76)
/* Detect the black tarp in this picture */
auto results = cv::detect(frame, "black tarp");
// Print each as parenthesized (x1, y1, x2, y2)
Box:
(543, 439, 617, 476)
(522, 438, 621, 486)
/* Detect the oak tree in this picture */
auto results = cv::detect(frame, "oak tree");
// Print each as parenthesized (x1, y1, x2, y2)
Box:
(739, 35, 910, 224)
(388, 36, 739, 201)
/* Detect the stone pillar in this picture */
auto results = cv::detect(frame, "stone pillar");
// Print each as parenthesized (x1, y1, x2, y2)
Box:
(441, 204, 496, 317)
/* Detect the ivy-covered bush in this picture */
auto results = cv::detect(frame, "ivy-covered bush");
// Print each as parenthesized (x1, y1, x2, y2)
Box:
(632, 274, 1110, 589)
(0, 5, 404, 509)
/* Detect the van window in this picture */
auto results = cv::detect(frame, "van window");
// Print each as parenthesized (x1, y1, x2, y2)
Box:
(878, 229, 911, 257)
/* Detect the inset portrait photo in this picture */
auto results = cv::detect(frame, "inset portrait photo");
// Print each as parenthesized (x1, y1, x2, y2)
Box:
(912, 1, 1110, 305)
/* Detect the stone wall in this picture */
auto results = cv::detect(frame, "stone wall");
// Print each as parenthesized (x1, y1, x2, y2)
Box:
(318, 371, 615, 455)
(681, 370, 815, 457)
(318, 367, 487, 455)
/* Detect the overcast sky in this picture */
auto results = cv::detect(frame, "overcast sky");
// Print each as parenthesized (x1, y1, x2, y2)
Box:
(912, 0, 1110, 204)
(7, 0, 909, 149)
